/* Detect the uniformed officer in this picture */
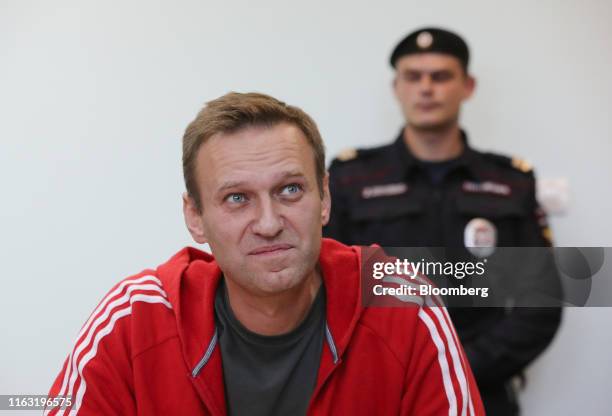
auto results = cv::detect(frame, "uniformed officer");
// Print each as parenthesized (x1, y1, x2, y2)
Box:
(324, 28, 562, 416)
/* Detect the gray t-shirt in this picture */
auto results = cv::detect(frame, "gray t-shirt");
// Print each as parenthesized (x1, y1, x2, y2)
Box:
(214, 279, 326, 416)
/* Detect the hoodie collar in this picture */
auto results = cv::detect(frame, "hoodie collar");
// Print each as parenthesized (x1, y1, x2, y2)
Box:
(157, 240, 364, 367)
(156, 239, 364, 413)
(156, 247, 226, 415)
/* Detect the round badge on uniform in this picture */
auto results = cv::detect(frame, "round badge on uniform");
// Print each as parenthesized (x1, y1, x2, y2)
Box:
(464, 218, 497, 258)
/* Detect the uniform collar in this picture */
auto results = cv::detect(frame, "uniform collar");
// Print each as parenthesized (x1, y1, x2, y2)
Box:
(393, 128, 484, 181)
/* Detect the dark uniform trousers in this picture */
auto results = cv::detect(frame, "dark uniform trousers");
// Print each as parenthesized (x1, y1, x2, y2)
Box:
(324, 131, 562, 416)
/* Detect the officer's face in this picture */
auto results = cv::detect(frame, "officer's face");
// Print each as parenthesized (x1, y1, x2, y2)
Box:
(183, 123, 331, 296)
(393, 53, 475, 130)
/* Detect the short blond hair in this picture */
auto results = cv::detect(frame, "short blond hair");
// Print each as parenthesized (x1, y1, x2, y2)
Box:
(182, 92, 326, 212)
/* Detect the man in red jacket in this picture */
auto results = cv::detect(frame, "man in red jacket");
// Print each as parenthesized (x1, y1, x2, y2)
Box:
(47, 92, 484, 415)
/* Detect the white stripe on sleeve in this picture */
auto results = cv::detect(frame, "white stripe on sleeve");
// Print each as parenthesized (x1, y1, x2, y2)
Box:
(418, 307, 457, 416)
(70, 294, 172, 415)
(45, 276, 168, 416)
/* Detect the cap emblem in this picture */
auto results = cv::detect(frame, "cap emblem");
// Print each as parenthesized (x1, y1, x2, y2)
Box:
(416, 31, 433, 49)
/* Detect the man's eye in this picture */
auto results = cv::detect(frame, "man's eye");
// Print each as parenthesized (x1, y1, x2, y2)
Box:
(431, 72, 453, 82)
(280, 184, 302, 196)
(403, 73, 421, 82)
(225, 193, 246, 204)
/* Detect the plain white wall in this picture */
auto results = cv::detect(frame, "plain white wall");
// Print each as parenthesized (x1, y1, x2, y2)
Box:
(1, 0, 611, 414)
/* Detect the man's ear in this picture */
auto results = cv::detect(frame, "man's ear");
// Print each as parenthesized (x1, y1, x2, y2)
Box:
(392, 75, 400, 100)
(321, 173, 331, 226)
(182, 192, 208, 244)
(463, 74, 476, 100)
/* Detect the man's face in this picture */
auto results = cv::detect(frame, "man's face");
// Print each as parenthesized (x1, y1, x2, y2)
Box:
(393, 53, 475, 130)
(183, 123, 330, 296)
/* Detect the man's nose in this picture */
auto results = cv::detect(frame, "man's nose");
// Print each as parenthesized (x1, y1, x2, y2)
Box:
(419, 74, 434, 94)
(251, 198, 284, 238)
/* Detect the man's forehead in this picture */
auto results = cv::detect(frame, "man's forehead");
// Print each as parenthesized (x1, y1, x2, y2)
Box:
(216, 169, 306, 190)
(203, 123, 306, 153)
(195, 125, 314, 189)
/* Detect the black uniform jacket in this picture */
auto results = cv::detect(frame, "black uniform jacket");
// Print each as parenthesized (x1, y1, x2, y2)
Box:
(324, 130, 562, 414)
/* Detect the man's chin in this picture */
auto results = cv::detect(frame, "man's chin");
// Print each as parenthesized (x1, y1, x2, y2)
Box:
(249, 255, 292, 273)
(253, 268, 304, 294)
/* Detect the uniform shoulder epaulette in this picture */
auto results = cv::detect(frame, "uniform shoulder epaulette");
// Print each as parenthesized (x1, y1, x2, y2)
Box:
(332, 140, 397, 168)
(333, 145, 384, 163)
(510, 156, 533, 173)
(483, 152, 533, 174)
(335, 147, 359, 162)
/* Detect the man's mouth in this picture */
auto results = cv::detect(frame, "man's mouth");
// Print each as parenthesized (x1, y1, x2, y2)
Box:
(248, 244, 294, 256)
(416, 102, 441, 111)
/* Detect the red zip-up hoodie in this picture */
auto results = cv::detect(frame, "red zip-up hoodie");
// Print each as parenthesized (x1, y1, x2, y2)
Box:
(47, 239, 484, 415)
